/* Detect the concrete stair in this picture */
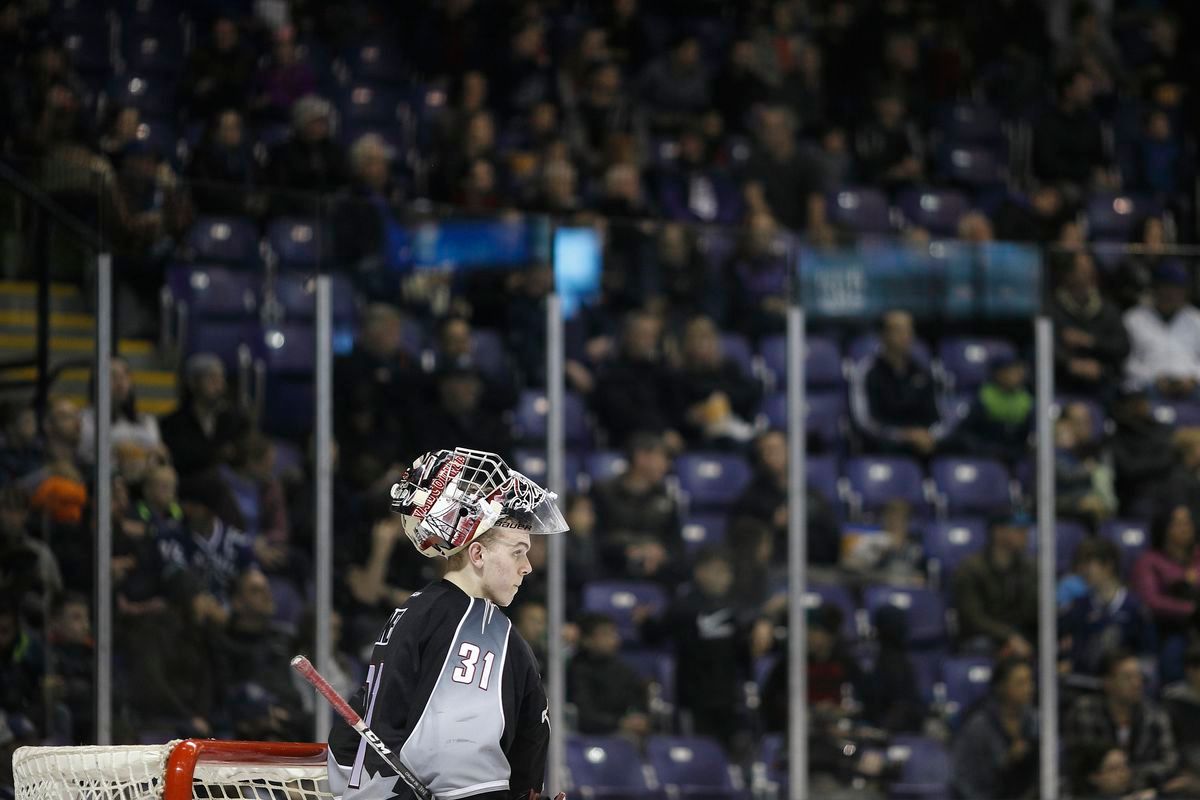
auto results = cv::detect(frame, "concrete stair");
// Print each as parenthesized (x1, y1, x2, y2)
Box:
(0, 281, 178, 415)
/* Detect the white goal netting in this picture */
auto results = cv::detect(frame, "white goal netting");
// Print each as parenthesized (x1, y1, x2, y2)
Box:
(13, 741, 334, 800)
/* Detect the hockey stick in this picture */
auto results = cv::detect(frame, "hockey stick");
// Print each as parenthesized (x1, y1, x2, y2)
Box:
(291, 655, 434, 800)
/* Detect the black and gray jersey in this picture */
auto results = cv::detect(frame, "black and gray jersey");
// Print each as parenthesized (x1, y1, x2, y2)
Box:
(327, 580, 549, 800)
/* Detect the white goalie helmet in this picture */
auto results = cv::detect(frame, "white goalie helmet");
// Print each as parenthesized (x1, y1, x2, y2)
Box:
(390, 447, 570, 559)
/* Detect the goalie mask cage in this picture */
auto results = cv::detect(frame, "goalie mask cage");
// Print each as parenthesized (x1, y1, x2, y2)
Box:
(12, 740, 333, 800)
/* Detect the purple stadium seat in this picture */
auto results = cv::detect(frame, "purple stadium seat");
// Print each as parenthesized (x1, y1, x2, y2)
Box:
(864, 586, 947, 646)
(645, 735, 743, 800)
(887, 736, 951, 799)
(121, 23, 186, 74)
(267, 218, 322, 270)
(804, 583, 859, 639)
(1029, 520, 1088, 574)
(1086, 193, 1160, 241)
(510, 449, 583, 493)
(61, 22, 113, 73)
(898, 189, 969, 237)
(1152, 400, 1200, 428)
(674, 452, 753, 510)
(939, 103, 1006, 145)
(273, 273, 357, 322)
(1099, 519, 1148, 576)
(806, 454, 841, 509)
(756, 734, 787, 793)
(342, 42, 409, 85)
(761, 335, 843, 389)
(581, 580, 669, 642)
(930, 457, 1011, 516)
(512, 390, 589, 445)
(940, 144, 1005, 186)
(908, 650, 942, 704)
(828, 187, 892, 234)
(260, 323, 315, 375)
(940, 656, 993, 725)
(107, 73, 173, 116)
(566, 736, 655, 800)
(169, 264, 259, 319)
(184, 318, 262, 370)
(337, 83, 405, 125)
(584, 450, 627, 486)
(621, 649, 676, 708)
(681, 513, 727, 553)
(922, 517, 987, 583)
(759, 391, 845, 451)
(185, 216, 260, 265)
(267, 575, 304, 630)
(936, 337, 1017, 391)
(844, 455, 926, 515)
(719, 332, 754, 377)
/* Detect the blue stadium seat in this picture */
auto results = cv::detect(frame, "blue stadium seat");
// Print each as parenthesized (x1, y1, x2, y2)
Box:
(806, 454, 841, 509)
(940, 656, 993, 726)
(273, 272, 358, 323)
(680, 513, 727, 553)
(674, 452, 753, 510)
(719, 332, 754, 377)
(1152, 400, 1200, 428)
(107, 73, 173, 116)
(939, 144, 1005, 186)
(922, 517, 987, 583)
(761, 335, 843, 389)
(827, 188, 892, 234)
(260, 323, 315, 376)
(936, 337, 1017, 391)
(581, 581, 669, 643)
(512, 390, 589, 445)
(621, 649, 676, 709)
(844, 456, 926, 515)
(1086, 193, 1160, 241)
(930, 457, 1011, 516)
(566, 736, 656, 800)
(645, 735, 744, 800)
(864, 586, 947, 647)
(168, 264, 259, 319)
(1100, 519, 1148, 576)
(887, 735, 951, 799)
(759, 391, 845, 451)
(337, 83, 406, 125)
(185, 216, 260, 266)
(804, 583, 859, 639)
(584, 450, 627, 486)
(267, 218, 323, 270)
(898, 189, 969, 237)
(1033, 520, 1088, 575)
(184, 318, 262, 370)
(121, 23, 186, 74)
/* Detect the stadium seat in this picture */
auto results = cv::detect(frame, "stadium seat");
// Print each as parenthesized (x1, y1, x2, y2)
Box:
(120, 23, 186, 74)
(940, 656, 993, 726)
(929, 457, 1011, 516)
(674, 452, 753, 510)
(645, 735, 745, 800)
(512, 390, 589, 445)
(581, 581, 668, 642)
(168, 264, 259, 319)
(804, 583, 859, 639)
(1152, 400, 1200, 428)
(898, 189, 969, 237)
(754, 734, 787, 795)
(185, 216, 260, 266)
(940, 144, 1005, 186)
(60, 22, 114, 73)
(566, 736, 656, 800)
(863, 586, 947, 647)
(273, 272, 358, 323)
(887, 735, 952, 799)
(847, 333, 932, 367)
(107, 73, 173, 116)
(922, 517, 987, 584)
(936, 337, 1017, 391)
(719, 332, 754, 377)
(621, 649, 677, 709)
(184, 318, 262, 370)
(1085, 193, 1160, 241)
(510, 449, 583, 493)
(844, 455, 926, 516)
(759, 334, 843, 390)
(681, 513, 727, 553)
(908, 650, 943, 705)
(341, 42, 409, 86)
(337, 83, 406, 126)
(584, 450, 627, 486)
(267, 218, 323, 270)
(759, 391, 845, 451)
(938, 103, 1006, 145)
(1034, 520, 1088, 575)
(806, 454, 842, 510)
(1099, 519, 1149, 576)
(827, 187, 892, 234)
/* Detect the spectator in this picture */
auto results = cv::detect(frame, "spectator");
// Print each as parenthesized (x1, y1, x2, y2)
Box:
(1055, 1, 1122, 96)
(265, 95, 349, 204)
(1154, 428, 1200, 524)
(774, 40, 828, 136)
(0, 596, 43, 736)
(1163, 644, 1200, 794)
(1060, 538, 1156, 677)
(592, 311, 677, 446)
(1129, 109, 1193, 197)
(655, 126, 742, 225)
(22, 396, 82, 486)
(953, 513, 1039, 657)
(592, 432, 681, 583)
(428, 316, 517, 412)
(133, 463, 183, 538)
(957, 211, 995, 244)
(994, 183, 1074, 244)
(331, 133, 406, 295)
(849, 309, 949, 458)
(864, 604, 924, 732)
(762, 604, 863, 730)
(724, 212, 790, 338)
(562, 493, 599, 600)
(43, 592, 93, 744)
(1032, 67, 1112, 191)
(160, 471, 256, 608)
(429, 70, 489, 158)
(186, 109, 260, 217)
(78, 356, 162, 466)
(97, 105, 141, 165)
(180, 16, 255, 120)
(1124, 260, 1200, 397)
(1110, 386, 1177, 516)
(433, 109, 498, 205)
(291, 608, 359, 718)
(1055, 403, 1117, 526)
(251, 25, 318, 123)
(411, 363, 512, 461)
(730, 429, 841, 567)
(711, 39, 769, 135)
(216, 569, 310, 740)
(743, 106, 828, 233)
(949, 354, 1033, 465)
(637, 35, 710, 133)
(513, 601, 548, 676)
(640, 547, 751, 747)
(0, 401, 40, 484)
(1064, 649, 1181, 793)
(1113, 217, 1169, 312)
(567, 612, 649, 739)
(525, 156, 581, 215)
(0, 486, 62, 617)
(1130, 505, 1200, 684)
(1050, 250, 1131, 397)
(853, 88, 925, 191)
(649, 223, 722, 328)
(950, 657, 1039, 800)
(490, 17, 556, 119)
(668, 315, 759, 448)
(1066, 742, 1149, 800)
(575, 62, 638, 167)
(840, 498, 927, 587)
(159, 353, 250, 479)
(219, 432, 291, 572)
(117, 467, 178, 617)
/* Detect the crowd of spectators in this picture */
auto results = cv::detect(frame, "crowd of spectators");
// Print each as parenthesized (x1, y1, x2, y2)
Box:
(2, 0, 1200, 798)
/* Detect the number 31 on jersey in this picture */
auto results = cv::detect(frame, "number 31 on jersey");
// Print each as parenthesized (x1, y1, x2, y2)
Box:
(451, 642, 496, 690)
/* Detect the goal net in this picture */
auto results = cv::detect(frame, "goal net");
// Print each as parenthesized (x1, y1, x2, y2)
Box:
(13, 740, 333, 800)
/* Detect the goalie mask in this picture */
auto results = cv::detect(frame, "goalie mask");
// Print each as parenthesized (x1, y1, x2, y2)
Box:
(390, 447, 569, 559)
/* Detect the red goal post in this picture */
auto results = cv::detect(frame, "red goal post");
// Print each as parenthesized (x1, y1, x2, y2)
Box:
(14, 739, 332, 800)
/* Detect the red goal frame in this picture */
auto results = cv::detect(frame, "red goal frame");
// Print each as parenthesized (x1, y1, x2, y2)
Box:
(163, 740, 329, 800)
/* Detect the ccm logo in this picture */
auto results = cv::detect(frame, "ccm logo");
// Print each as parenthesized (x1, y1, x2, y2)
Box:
(364, 730, 392, 755)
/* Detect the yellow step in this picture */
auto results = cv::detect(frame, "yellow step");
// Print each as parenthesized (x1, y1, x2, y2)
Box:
(0, 334, 153, 355)
(0, 282, 78, 297)
(58, 394, 177, 416)
(0, 366, 176, 387)
(0, 310, 94, 329)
